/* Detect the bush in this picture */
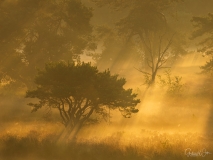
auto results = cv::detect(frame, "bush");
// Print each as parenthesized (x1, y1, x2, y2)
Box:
(158, 70, 185, 96)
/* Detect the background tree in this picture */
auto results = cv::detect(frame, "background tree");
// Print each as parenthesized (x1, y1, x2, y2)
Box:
(26, 61, 140, 141)
(191, 13, 213, 74)
(0, 0, 95, 88)
(91, 0, 183, 11)
(90, 0, 187, 84)
(117, 6, 174, 84)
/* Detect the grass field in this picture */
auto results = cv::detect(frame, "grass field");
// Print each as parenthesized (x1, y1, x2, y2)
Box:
(1, 87, 213, 160)
(1, 62, 213, 160)
(0, 120, 213, 160)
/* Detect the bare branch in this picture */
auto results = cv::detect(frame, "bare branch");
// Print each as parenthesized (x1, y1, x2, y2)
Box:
(65, 97, 73, 115)
(159, 34, 174, 60)
(81, 107, 95, 123)
(139, 31, 152, 54)
(158, 66, 171, 69)
(60, 98, 69, 121)
(134, 67, 151, 75)
(158, 58, 168, 68)
(58, 106, 68, 126)
(146, 60, 153, 69)
(158, 35, 163, 58)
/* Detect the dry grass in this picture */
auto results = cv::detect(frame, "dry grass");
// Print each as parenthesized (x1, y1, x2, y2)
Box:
(0, 125, 213, 160)
(1, 66, 213, 160)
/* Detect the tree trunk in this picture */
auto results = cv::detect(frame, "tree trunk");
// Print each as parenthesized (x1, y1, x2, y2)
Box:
(57, 122, 82, 144)
(151, 71, 156, 84)
(67, 122, 83, 141)
(57, 107, 94, 144)
(57, 124, 73, 144)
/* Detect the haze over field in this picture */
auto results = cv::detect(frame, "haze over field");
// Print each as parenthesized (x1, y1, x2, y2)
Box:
(1, 0, 213, 159)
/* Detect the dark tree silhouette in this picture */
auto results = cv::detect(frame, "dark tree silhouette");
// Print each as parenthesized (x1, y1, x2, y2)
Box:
(0, 0, 95, 87)
(26, 61, 140, 141)
(91, 0, 186, 85)
(114, 1, 179, 85)
(191, 13, 213, 74)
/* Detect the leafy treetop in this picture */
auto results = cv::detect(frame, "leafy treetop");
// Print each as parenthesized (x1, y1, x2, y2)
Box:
(191, 13, 213, 74)
(26, 62, 140, 128)
(0, 0, 95, 86)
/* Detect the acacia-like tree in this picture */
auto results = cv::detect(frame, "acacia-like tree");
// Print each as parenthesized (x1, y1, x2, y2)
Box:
(26, 62, 140, 141)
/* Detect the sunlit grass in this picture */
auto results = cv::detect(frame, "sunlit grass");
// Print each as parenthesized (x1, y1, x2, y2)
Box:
(0, 55, 213, 159)
(0, 123, 213, 160)
(1, 81, 212, 160)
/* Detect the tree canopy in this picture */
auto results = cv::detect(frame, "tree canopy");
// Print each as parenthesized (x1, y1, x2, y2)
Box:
(191, 13, 213, 74)
(90, 0, 187, 84)
(91, 0, 183, 11)
(26, 61, 140, 140)
(0, 0, 95, 87)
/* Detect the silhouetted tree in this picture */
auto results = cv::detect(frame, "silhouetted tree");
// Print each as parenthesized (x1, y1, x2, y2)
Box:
(91, 0, 183, 11)
(26, 61, 140, 141)
(116, 1, 182, 84)
(191, 13, 213, 74)
(0, 0, 95, 87)
(91, 0, 186, 84)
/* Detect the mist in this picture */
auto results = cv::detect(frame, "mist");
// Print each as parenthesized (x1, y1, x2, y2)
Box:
(1, 0, 213, 160)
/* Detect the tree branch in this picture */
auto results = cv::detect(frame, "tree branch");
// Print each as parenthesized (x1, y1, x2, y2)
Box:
(65, 97, 73, 115)
(58, 106, 68, 126)
(81, 107, 95, 123)
(60, 98, 69, 121)
(134, 67, 151, 75)
(158, 66, 171, 69)
(146, 59, 153, 69)
(159, 34, 174, 60)
(75, 98, 90, 122)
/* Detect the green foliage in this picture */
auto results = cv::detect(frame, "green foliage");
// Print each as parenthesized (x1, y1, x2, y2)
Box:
(157, 70, 185, 95)
(26, 62, 140, 130)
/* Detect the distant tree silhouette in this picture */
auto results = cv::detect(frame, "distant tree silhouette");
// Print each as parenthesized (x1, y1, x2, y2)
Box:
(191, 13, 213, 74)
(91, 0, 186, 85)
(26, 61, 140, 141)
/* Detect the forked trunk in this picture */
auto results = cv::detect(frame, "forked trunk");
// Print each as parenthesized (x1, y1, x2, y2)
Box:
(67, 123, 82, 141)
(57, 122, 82, 144)
(150, 72, 156, 85)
